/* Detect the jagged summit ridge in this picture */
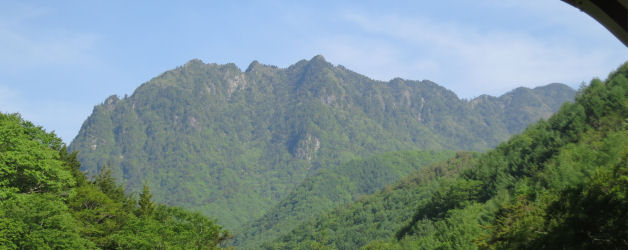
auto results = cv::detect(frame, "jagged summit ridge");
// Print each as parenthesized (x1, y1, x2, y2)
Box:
(69, 55, 576, 230)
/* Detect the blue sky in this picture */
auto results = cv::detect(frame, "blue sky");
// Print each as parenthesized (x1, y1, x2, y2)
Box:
(1, 0, 626, 143)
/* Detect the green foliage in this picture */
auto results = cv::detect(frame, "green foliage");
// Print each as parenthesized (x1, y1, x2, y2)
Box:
(0, 113, 74, 196)
(235, 150, 455, 248)
(137, 184, 155, 217)
(264, 152, 478, 249)
(481, 195, 546, 249)
(111, 205, 230, 249)
(68, 184, 127, 247)
(59, 145, 88, 187)
(354, 62, 628, 249)
(0, 193, 93, 249)
(69, 56, 575, 230)
(93, 164, 128, 204)
(0, 112, 229, 249)
(531, 131, 628, 249)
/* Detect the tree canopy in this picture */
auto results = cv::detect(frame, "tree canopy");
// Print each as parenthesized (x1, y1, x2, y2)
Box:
(0, 113, 229, 249)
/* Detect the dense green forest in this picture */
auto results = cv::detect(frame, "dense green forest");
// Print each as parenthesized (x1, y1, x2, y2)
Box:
(2, 57, 623, 249)
(265, 152, 478, 249)
(0, 113, 229, 249)
(267, 62, 628, 249)
(69, 56, 574, 230)
(233, 150, 455, 248)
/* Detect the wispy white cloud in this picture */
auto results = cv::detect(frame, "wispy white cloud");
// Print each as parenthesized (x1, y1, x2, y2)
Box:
(0, 28, 98, 69)
(0, 2, 101, 143)
(0, 3, 99, 71)
(319, 10, 626, 98)
(319, 35, 444, 81)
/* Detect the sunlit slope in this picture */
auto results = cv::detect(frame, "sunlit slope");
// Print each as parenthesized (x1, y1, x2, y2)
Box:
(69, 55, 575, 229)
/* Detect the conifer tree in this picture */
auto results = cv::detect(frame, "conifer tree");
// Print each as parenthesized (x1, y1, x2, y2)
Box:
(138, 184, 155, 217)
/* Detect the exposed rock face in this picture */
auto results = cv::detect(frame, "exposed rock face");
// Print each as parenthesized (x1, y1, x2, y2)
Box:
(293, 133, 320, 161)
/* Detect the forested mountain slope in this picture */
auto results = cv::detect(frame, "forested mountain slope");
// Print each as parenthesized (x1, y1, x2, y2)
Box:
(263, 152, 478, 249)
(389, 62, 628, 249)
(270, 62, 628, 249)
(69, 55, 575, 229)
(233, 151, 455, 248)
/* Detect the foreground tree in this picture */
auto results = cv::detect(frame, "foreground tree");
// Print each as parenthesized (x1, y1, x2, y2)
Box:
(0, 112, 229, 249)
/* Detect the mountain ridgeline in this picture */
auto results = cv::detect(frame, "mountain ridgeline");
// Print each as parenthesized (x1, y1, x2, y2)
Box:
(69, 55, 575, 229)
(267, 63, 628, 249)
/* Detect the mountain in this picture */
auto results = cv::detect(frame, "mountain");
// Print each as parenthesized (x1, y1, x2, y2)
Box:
(269, 62, 628, 249)
(264, 152, 477, 249)
(68, 55, 575, 229)
(471, 83, 577, 134)
(233, 150, 456, 248)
